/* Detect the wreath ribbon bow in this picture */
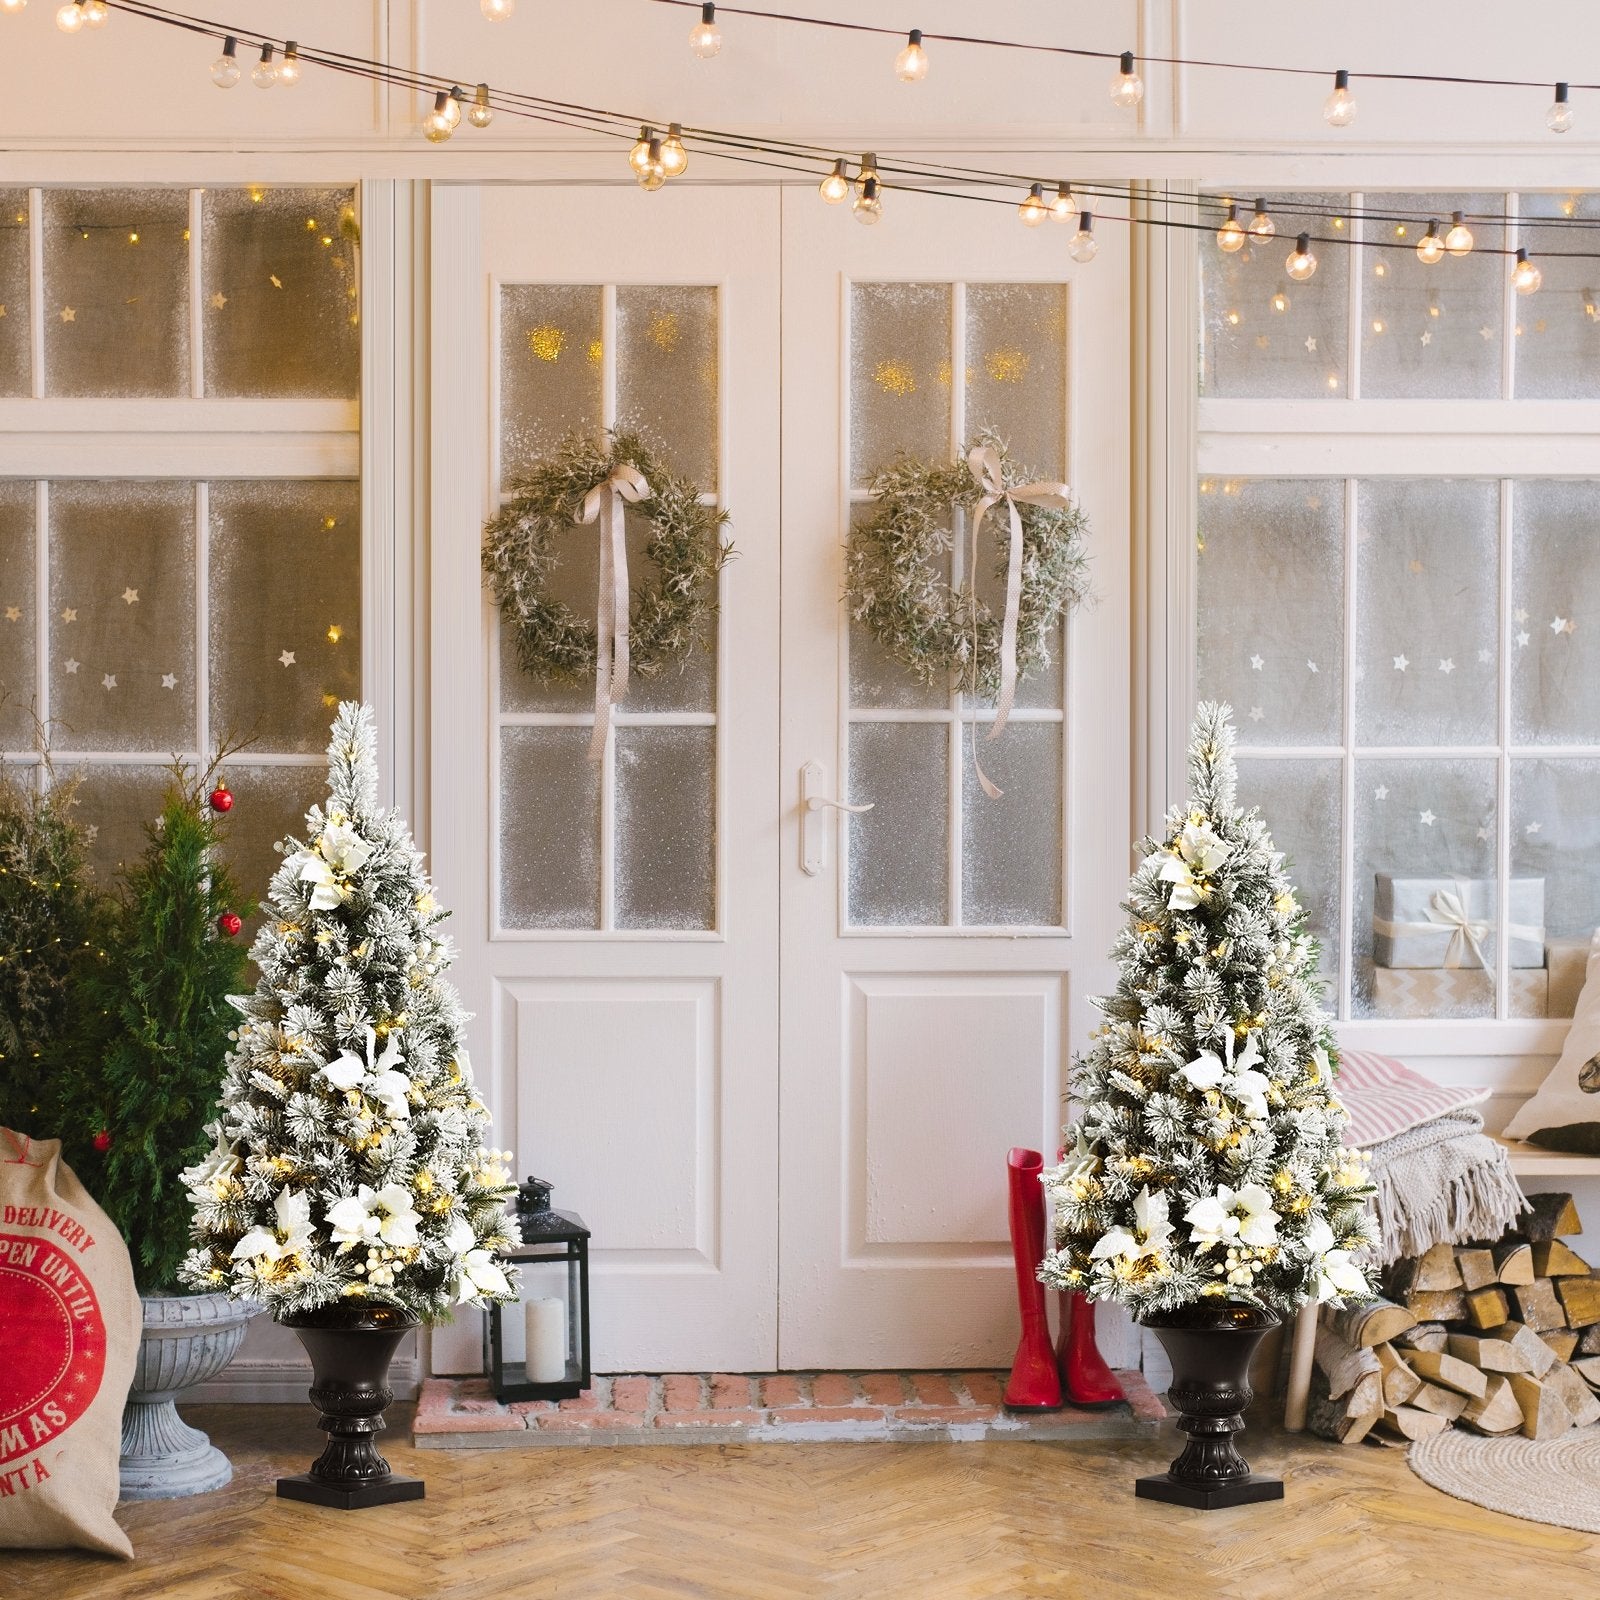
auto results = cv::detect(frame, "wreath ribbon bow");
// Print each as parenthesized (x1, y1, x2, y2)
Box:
(577, 463, 651, 761)
(965, 445, 1075, 798)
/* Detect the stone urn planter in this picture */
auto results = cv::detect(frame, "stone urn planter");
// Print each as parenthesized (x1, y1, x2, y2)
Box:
(119, 1291, 254, 1500)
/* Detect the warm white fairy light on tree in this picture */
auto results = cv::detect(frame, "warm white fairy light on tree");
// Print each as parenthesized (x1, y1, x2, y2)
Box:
(1038, 703, 1377, 1320)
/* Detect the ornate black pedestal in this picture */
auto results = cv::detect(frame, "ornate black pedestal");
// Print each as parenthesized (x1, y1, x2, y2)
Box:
(1136, 1303, 1284, 1510)
(276, 1307, 424, 1510)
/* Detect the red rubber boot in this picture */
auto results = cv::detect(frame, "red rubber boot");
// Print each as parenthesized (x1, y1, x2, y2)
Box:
(1056, 1292, 1127, 1409)
(1003, 1147, 1064, 1412)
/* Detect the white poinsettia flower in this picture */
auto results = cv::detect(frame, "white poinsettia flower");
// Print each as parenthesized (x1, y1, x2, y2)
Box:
(1178, 1049, 1226, 1092)
(1155, 820, 1234, 909)
(327, 1183, 422, 1250)
(445, 1217, 510, 1304)
(1177, 819, 1233, 875)
(1305, 1215, 1366, 1301)
(320, 1026, 412, 1121)
(1228, 1068, 1272, 1122)
(1184, 1187, 1241, 1249)
(372, 1183, 422, 1246)
(1234, 1183, 1280, 1246)
(232, 1187, 314, 1262)
(1091, 1185, 1173, 1262)
(1309, 1045, 1331, 1086)
(327, 1188, 381, 1247)
(1179, 1034, 1273, 1123)
(294, 821, 375, 910)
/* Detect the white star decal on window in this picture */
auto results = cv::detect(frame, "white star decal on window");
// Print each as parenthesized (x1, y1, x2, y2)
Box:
(1419, 809, 1436, 826)
(1249, 654, 1264, 671)
(1478, 648, 1492, 664)
(161, 672, 177, 690)
(279, 649, 296, 667)
(1307, 659, 1319, 674)
(1374, 785, 1389, 800)
(1420, 331, 1433, 345)
(1553, 617, 1568, 633)
(1479, 326, 1493, 340)
(60, 607, 76, 623)
(1515, 607, 1529, 624)
(101, 673, 116, 691)
(1394, 654, 1409, 671)
(1477, 826, 1491, 842)
(1517, 630, 1531, 648)
(1304, 336, 1318, 352)
(1249, 706, 1264, 722)
(64, 658, 79, 674)
(1526, 821, 1543, 835)
(121, 587, 139, 605)
(2, 605, 18, 623)
(1438, 658, 1455, 675)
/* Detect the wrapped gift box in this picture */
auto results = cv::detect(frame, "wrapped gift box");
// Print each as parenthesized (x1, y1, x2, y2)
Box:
(1546, 932, 1597, 1019)
(1372, 874, 1544, 970)
(1370, 965, 1548, 1019)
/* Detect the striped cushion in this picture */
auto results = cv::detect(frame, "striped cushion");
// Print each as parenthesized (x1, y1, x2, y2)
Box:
(1335, 1049, 1490, 1148)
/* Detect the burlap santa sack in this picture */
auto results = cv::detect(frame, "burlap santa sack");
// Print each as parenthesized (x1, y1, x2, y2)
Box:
(0, 1129, 139, 1559)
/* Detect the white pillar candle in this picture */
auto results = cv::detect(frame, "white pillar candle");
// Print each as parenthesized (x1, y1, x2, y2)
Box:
(523, 1296, 567, 1383)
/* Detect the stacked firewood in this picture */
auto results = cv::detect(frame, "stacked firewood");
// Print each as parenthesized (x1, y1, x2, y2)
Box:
(1310, 1192, 1600, 1444)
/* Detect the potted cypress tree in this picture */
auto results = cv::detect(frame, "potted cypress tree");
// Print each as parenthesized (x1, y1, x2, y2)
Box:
(1039, 703, 1378, 1508)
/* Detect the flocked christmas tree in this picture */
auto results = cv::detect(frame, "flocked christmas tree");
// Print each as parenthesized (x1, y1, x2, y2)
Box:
(1038, 703, 1378, 1319)
(182, 703, 519, 1321)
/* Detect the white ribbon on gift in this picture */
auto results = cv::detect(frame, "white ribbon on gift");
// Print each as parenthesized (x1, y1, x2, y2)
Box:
(576, 462, 651, 762)
(964, 444, 1075, 799)
(1372, 878, 1543, 979)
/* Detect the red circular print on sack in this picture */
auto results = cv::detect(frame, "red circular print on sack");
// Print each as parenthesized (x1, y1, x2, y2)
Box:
(0, 1232, 106, 1464)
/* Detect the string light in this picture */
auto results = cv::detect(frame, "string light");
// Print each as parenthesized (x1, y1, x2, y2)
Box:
(468, 83, 494, 128)
(1512, 247, 1543, 294)
(1271, 289, 1291, 312)
(1548, 82, 1573, 134)
(1323, 69, 1356, 126)
(660, 122, 689, 177)
(252, 43, 278, 89)
(480, 0, 514, 17)
(1285, 232, 1318, 281)
(1444, 210, 1475, 256)
(422, 89, 455, 143)
(630, 126, 657, 175)
(1216, 204, 1246, 252)
(1068, 211, 1097, 262)
(854, 152, 879, 201)
(0, 1, 25, 16)
(82, 0, 105, 24)
(637, 135, 667, 190)
(210, 35, 239, 88)
(688, 2, 721, 58)
(819, 159, 850, 204)
(894, 29, 928, 82)
(1110, 50, 1143, 108)
(1416, 222, 1444, 264)
(55, 0, 87, 32)
(852, 175, 883, 226)
(1248, 199, 1275, 240)
(1048, 182, 1076, 223)
(1018, 183, 1048, 228)
(279, 42, 301, 88)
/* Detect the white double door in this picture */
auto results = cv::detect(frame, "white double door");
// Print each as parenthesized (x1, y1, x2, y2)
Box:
(430, 182, 1128, 1373)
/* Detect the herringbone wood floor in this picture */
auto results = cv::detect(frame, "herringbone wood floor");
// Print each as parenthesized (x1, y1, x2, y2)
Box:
(9, 1404, 1598, 1599)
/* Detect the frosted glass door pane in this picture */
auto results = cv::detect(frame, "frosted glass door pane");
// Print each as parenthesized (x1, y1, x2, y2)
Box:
(1198, 478, 1343, 746)
(615, 726, 715, 930)
(1513, 759, 1600, 1016)
(500, 285, 603, 488)
(962, 721, 1061, 925)
(1355, 479, 1498, 747)
(222, 763, 327, 937)
(1511, 480, 1600, 744)
(1201, 194, 1349, 399)
(49, 480, 195, 752)
(499, 726, 599, 929)
(964, 283, 1067, 479)
(616, 286, 718, 491)
(850, 283, 952, 483)
(0, 194, 28, 397)
(203, 186, 360, 399)
(42, 189, 189, 398)
(1516, 194, 1600, 398)
(209, 481, 361, 753)
(1361, 194, 1503, 399)
(1237, 758, 1342, 983)
(68, 762, 170, 885)
(847, 722, 948, 925)
(621, 505, 717, 713)
(1352, 757, 1497, 1019)
(0, 481, 34, 748)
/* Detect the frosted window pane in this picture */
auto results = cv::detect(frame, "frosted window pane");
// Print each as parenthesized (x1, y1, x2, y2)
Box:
(499, 725, 599, 929)
(500, 284, 603, 489)
(1511, 480, 1600, 744)
(1236, 758, 1342, 984)
(220, 763, 327, 940)
(1355, 479, 1497, 747)
(615, 726, 714, 931)
(67, 762, 170, 887)
(849, 502, 949, 709)
(1515, 194, 1600, 398)
(1352, 757, 1497, 1020)
(1361, 193, 1503, 399)
(962, 720, 1061, 925)
(616, 286, 718, 492)
(1198, 478, 1343, 746)
(0, 481, 35, 747)
(42, 189, 189, 398)
(49, 480, 195, 752)
(209, 481, 361, 754)
(964, 283, 1067, 479)
(0, 193, 28, 397)
(850, 283, 952, 484)
(1201, 194, 1350, 399)
(203, 186, 359, 400)
(847, 722, 948, 925)
(1513, 759, 1600, 1016)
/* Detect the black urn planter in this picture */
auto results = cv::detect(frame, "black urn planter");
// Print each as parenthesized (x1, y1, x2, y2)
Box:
(1137, 1302, 1284, 1510)
(276, 1305, 425, 1510)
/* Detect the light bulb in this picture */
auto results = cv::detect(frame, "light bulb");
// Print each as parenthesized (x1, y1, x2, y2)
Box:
(480, 0, 514, 17)
(1444, 210, 1474, 256)
(1216, 203, 1246, 253)
(0, 1, 26, 16)
(1068, 212, 1097, 263)
(894, 29, 928, 83)
(1018, 183, 1048, 228)
(278, 42, 301, 88)
(1048, 182, 1075, 223)
(468, 84, 494, 129)
(1285, 232, 1318, 281)
(1548, 82, 1573, 134)
(660, 123, 688, 178)
(81, 0, 105, 25)
(443, 88, 463, 128)
(1109, 50, 1142, 109)
(819, 159, 850, 205)
(55, 1, 84, 33)
(1416, 222, 1444, 264)
(422, 90, 454, 143)
(252, 44, 278, 89)
(1271, 289, 1290, 313)
(630, 127, 656, 175)
(854, 152, 879, 201)
(688, 2, 721, 58)
(1247, 198, 1275, 240)
(1512, 247, 1543, 295)
(852, 176, 883, 226)
(637, 137, 666, 191)
(1323, 69, 1356, 127)
(211, 35, 240, 88)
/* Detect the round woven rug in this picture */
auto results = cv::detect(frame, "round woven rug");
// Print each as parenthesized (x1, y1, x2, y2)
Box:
(1408, 1428, 1600, 1533)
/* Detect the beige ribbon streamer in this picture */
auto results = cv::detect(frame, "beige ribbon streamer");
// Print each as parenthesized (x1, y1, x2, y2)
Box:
(964, 445, 1075, 798)
(577, 463, 651, 762)
(1372, 878, 1542, 988)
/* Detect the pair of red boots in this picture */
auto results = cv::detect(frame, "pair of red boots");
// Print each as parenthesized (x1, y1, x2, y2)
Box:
(1003, 1146, 1126, 1411)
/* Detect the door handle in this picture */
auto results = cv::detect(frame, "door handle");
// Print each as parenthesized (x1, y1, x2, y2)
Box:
(800, 760, 872, 876)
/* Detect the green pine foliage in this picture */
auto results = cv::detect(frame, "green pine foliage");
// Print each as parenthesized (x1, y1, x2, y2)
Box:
(1038, 703, 1378, 1319)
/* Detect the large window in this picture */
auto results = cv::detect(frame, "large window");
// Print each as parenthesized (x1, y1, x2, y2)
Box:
(1197, 192, 1600, 1026)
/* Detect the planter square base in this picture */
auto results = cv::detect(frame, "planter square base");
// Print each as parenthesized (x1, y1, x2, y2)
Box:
(1135, 1472, 1284, 1510)
(276, 1474, 426, 1510)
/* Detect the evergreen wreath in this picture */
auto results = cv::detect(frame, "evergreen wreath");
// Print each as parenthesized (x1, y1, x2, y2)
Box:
(483, 431, 732, 687)
(845, 433, 1091, 698)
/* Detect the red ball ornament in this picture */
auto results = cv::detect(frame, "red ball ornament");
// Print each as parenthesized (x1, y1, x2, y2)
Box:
(218, 911, 243, 938)
(209, 785, 234, 813)
(92, 1129, 111, 1153)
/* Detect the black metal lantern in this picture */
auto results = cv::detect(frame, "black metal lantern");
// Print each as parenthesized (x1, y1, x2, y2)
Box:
(484, 1176, 591, 1403)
